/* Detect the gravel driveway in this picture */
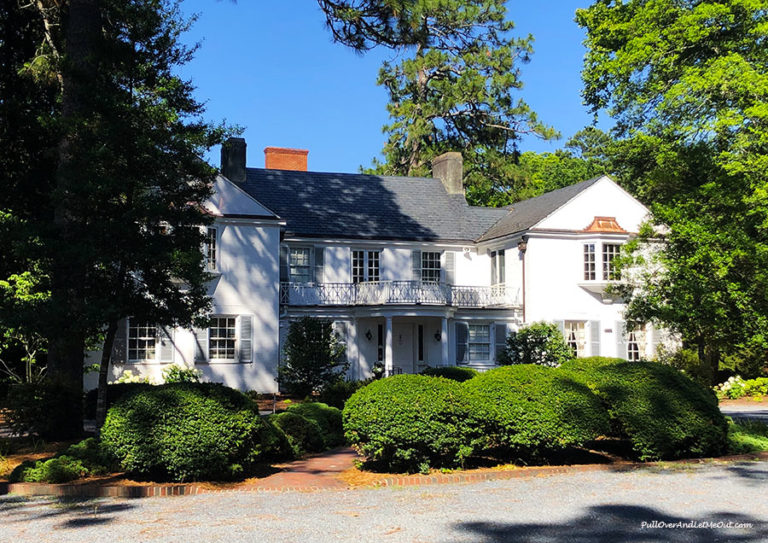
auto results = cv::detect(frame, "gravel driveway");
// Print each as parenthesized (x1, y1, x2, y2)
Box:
(1, 460, 767, 543)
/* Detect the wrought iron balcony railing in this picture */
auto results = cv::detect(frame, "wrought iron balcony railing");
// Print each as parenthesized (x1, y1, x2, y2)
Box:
(279, 281, 520, 308)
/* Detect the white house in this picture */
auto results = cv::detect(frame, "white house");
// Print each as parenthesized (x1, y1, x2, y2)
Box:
(85, 138, 663, 393)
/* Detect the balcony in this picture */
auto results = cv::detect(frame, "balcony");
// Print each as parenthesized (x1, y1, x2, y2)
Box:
(280, 281, 520, 308)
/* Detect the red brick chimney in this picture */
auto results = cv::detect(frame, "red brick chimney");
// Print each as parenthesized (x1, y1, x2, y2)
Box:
(264, 147, 308, 171)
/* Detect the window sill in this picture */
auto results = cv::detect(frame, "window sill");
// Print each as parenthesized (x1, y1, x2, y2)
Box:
(195, 360, 252, 365)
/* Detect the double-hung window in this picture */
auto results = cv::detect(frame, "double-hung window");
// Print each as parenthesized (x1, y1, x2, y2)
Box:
(128, 321, 157, 362)
(289, 248, 312, 283)
(602, 243, 621, 280)
(421, 251, 441, 282)
(468, 324, 490, 361)
(204, 227, 217, 271)
(490, 250, 506, 285)
(352, 250, 380, 283)
(209, 316, 237, 361)
(626, 326, 645, 361)
(583, 244, 596, 280)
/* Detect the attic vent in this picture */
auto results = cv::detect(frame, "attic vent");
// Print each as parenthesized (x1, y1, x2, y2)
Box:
(583, 216, 627, 233)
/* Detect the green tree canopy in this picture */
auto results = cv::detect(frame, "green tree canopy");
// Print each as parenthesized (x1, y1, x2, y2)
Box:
(578, 0, 768, 379)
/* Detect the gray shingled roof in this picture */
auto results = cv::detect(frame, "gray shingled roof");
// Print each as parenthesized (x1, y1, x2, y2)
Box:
(477, 176, 606, 241)
(242, 169, 508, 242)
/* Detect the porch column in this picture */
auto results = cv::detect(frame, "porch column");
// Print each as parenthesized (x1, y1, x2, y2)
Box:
(384, 316, 393, 376)
(441, 317, 449, 366)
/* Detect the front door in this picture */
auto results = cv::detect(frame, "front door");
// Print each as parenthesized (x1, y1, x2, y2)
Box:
(392, 323, 414, 374)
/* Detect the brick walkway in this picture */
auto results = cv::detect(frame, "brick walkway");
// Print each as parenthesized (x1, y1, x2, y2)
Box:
(242, 447, 358, 491)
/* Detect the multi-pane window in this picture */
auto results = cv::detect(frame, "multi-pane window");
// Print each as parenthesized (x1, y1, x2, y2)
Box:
(602, 243, 621, 280)
(209, 316, 237, 360)
(377, 324, 384, 362)
(564, 321, 586, 358)
(421, 252, 441, 282)
(584, 244, 596, 280)
(289, 248, 312, 283)
(205, 228, 217, 271)
(352, 250, 380, 283)
(468, 324, 490, 361)
(491, 250, 506, 285)
(128, 321, 157, 361)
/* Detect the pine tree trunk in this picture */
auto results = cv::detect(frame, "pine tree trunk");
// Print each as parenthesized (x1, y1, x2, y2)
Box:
(95, 319, 117, 429)
(47, 0, 101, 436)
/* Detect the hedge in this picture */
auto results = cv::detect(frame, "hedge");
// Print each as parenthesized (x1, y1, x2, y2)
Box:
(84, 383, 152, 419)
(420, 366, 478, 382)
(343, 375, 472, 473)
(268, 411, 325, 456)
(4, 381, 83, 440)
(463, 365, 611, 461)
(565, 359, 728, 460)
(286, 402, 344, 448)
(101, 383, 286, 481)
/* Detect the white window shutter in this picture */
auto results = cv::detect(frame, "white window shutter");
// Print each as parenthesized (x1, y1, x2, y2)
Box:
(238, 315, 253, 363)
(589, 320, 601, 357)
(158, 326, 175, 363)
(455, 322, 469, 364)
(615, 320, 627, 359)
(555, 320, 566, 339)
(444, 251, 455, 285)
(650, 325, 663, 359)
(279, 246, 289, 282)
(314, 247, 325, 284)
(494, 323, 508, 362)
(412, 250, 421, 281)
(111, 319, 128, 364)
(193, 326, 209, 363)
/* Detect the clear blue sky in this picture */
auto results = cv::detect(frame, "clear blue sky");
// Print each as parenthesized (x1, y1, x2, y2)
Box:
(179, 1, 599, 174)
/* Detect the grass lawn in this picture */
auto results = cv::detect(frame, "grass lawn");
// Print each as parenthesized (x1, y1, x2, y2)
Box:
(727, 420, 768, 454)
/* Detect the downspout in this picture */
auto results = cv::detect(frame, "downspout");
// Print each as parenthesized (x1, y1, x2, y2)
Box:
(518, 238, 528, 323)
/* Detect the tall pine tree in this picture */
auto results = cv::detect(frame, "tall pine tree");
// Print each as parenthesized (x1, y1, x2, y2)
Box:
(318, 0, 558, 205)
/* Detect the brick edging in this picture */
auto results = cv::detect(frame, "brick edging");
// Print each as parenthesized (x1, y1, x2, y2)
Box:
(3, 451, 767, 499)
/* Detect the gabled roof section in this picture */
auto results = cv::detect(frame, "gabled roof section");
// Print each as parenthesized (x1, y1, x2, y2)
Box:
(477, 175, 607, 241)
(204, 175, 281, 220)
(242, 169, 507, 242)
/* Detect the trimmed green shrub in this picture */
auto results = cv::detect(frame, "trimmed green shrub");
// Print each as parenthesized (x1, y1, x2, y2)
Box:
(318, 379, 372, 409)
(286, 402, 344, 448)
(569, 361, 728, 460)
(420, 366, 478, 382)
(463, 365, 611, 461)
(559, 356, 626, 372)
(498, 322, 572, 367)
(343, 375, 472, 473)
(84, 383, 152, 419)
(5, 381, 83, 440)
(101, 383, 283, 481)
(9, 438, 116, 483)
(268, 412, 325, 456)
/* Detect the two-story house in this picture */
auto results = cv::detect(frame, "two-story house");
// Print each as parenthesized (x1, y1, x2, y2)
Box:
(85, 138, 663, 393)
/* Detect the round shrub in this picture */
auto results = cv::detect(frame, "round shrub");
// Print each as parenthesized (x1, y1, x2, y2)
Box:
(559, 356, 626, 372)
(569, 361, 728, 460)
(100, 383, 280, 482)
(84, 383, 152, 419)
(286, 402, 344, 448)
(420, 366, 478, 382)
(463, 365, 611, 461)
(343, 375, 472, 473)
(268, 412, 325, 456)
